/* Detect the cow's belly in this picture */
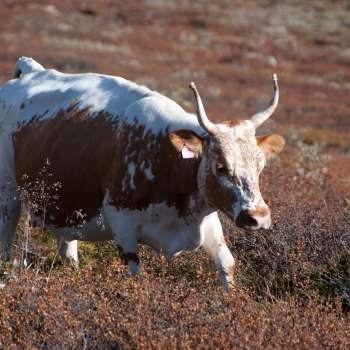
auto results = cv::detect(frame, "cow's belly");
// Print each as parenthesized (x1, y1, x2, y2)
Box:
(103, 202, 205, 259)
(139, 217, 203, 258)
(49, 215, 113, 242)
(48, 202, 207, 259)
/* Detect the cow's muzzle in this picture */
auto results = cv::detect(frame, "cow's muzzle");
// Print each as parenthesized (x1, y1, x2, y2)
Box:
(235, 207, 271, 230)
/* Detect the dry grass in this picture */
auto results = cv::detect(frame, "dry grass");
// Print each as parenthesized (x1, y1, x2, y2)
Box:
(0, 241, 350, 349)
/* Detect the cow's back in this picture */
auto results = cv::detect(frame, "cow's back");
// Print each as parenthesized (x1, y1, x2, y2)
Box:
(0, 68, 153, 127)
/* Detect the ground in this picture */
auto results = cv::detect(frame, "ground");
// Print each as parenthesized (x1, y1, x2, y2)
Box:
(0, 1, 350, 349)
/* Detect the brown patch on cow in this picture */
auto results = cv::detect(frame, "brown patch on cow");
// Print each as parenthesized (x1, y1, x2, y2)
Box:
(236, 207, 270, 228)
(222, 119, 244, 128)
(249, 206, 270, 218)
(109, 121, 201, 217)
(257, 134, 285, 159)
(201, 159, 236, 215)
(13, 102, 201, 228)
(13, 103, 119, 227)
(169, 129, 203, 156)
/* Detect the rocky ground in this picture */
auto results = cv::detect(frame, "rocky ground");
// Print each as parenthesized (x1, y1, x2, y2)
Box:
(0, 1, 349, 349)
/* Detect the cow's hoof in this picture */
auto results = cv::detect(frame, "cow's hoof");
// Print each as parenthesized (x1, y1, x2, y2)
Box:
(0, 251, 11, 262)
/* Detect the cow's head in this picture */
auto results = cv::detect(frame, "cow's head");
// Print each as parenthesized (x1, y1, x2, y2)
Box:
(170, 75, 284, 230)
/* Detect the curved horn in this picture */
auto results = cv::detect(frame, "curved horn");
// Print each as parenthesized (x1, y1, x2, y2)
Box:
(189, 82, 217, 135)
(250, 74, 279, 128)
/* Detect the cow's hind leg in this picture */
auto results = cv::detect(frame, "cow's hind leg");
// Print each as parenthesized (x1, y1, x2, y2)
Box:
(119, 247, 140, 275)
(200, 212, 235, 291)
(0, 195, 21, 261)
(58, 239, 78, 262)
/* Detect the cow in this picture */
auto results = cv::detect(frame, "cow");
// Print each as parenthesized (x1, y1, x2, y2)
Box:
(0, 57, 284, 290)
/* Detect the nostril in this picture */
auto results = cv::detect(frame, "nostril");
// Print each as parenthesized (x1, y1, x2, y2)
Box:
(236, 208, 271, 230)
(236, 211, 259, 228)
(247, 216, 258, 227)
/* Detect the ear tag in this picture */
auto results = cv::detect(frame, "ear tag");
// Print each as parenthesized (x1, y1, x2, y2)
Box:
(181, 146, 196, 159)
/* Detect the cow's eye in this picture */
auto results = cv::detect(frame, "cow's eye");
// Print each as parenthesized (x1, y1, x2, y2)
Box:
(216, 163, 228, 175)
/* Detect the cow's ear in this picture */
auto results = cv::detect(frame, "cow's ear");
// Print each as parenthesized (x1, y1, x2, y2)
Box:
(257, 134, 285, 159)
(169, 129, 203, 159)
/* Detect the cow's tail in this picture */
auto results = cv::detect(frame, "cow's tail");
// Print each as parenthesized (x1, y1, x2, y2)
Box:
(12, 56, 45, 79)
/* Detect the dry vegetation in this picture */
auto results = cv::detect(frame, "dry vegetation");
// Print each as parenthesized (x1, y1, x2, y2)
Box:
(0, 0, 349, 349)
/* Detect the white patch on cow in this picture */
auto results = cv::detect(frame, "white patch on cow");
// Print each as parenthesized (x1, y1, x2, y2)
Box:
(135, 158, 154, 182)
(12, 56, 44, 78)
(121, 162, 136, 191)
(217, 121, 249, 140)
(0, 57, 204, 139)
(121, 177, 127, 193)
(215, 123, 231, 133)
(188, 196, 197, 211)
(143, 166, 154, 181)
(102, 192, 213, 259)
(58, 239, 78, 261)
(127, 162, 136, 189)
(123, 97, 203, 136)
(200, 211, 235, 291)
(181, 146, 196, 159)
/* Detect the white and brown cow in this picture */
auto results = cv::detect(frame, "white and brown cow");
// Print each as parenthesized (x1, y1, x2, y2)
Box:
(0, 57, 284, 290)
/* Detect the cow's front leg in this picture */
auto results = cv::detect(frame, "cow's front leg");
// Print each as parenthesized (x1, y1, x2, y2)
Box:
(200, 212, 235, 291)
(103, 202, 140, 276)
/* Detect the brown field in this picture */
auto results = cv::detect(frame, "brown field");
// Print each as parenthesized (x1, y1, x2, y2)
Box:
(0, 1, 350, 349)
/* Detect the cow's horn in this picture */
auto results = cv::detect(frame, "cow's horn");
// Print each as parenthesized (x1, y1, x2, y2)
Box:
(189, 82, 217, 135)
(250, 74, 279, 128)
